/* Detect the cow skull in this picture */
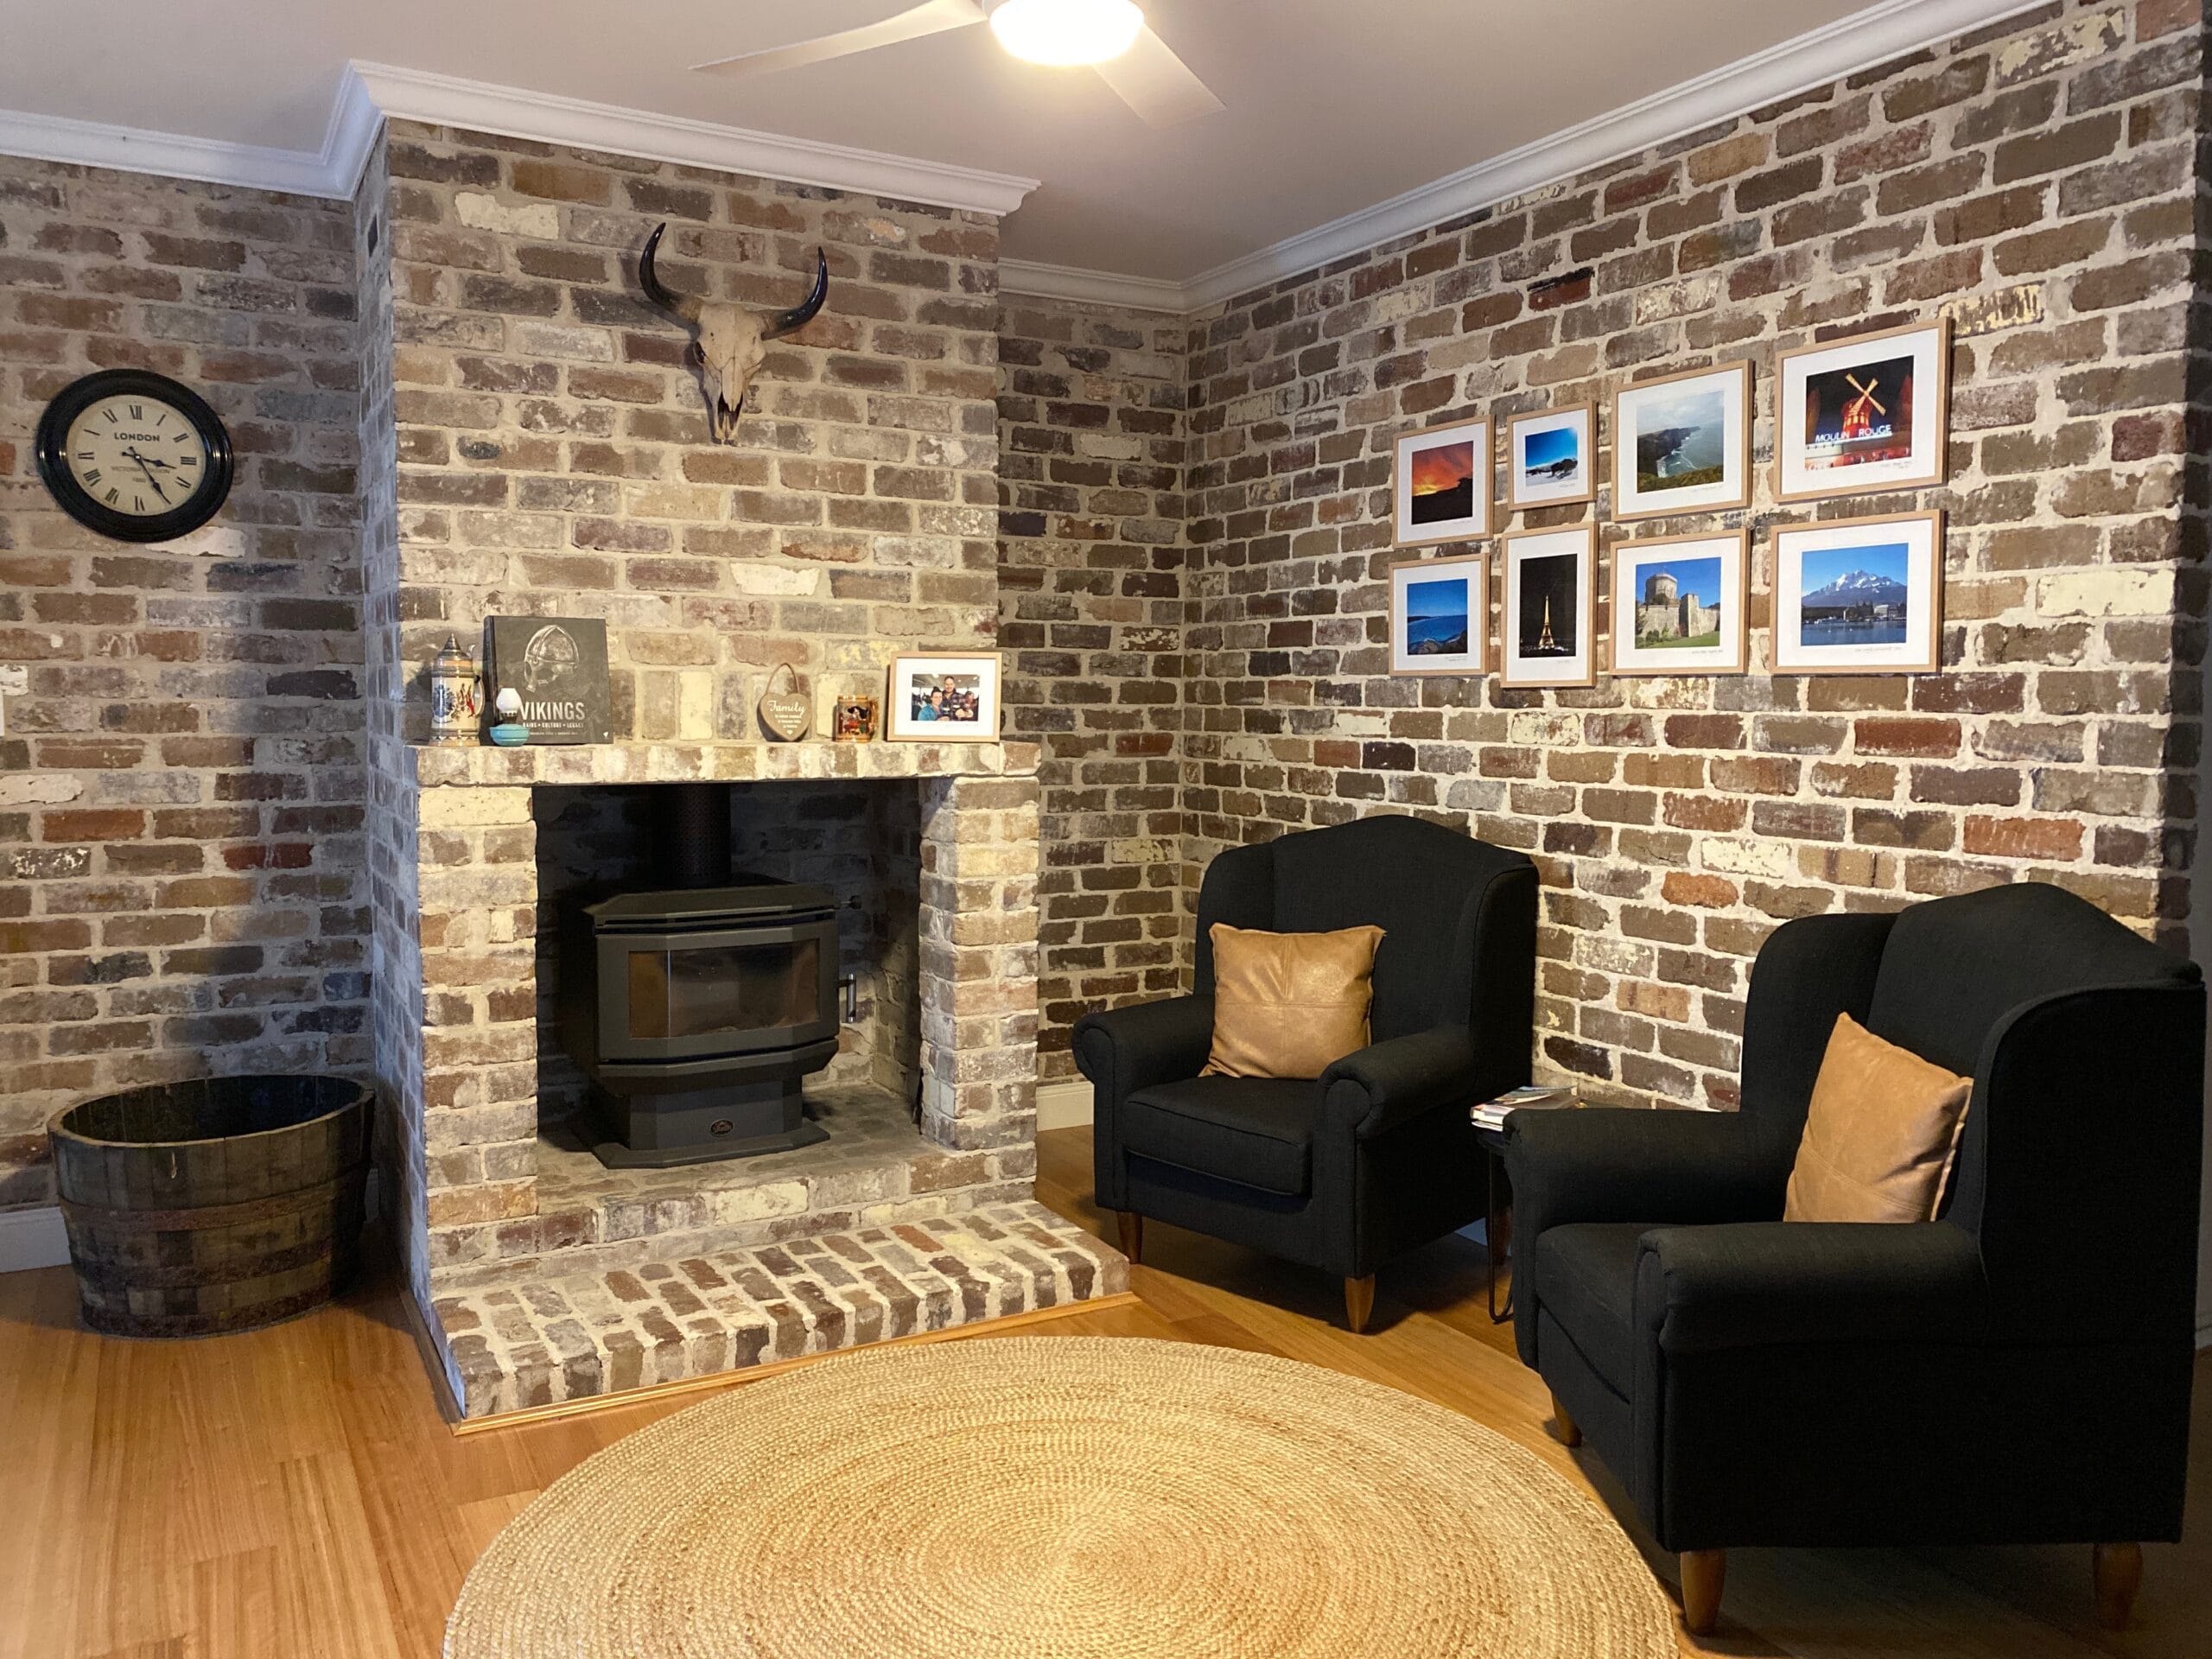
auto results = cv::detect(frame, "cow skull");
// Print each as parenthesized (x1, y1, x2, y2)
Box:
(637, 223, 830, 442)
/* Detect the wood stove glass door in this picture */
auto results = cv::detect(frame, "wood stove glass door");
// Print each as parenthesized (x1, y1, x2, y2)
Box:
(595, 920, 838, 1064)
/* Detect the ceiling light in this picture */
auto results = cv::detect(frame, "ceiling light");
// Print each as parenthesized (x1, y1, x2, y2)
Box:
(988, 0, 1144, 67)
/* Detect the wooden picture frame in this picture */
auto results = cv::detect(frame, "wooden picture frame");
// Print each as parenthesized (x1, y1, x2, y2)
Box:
(884, 651, 1002, 741)
(1608, 530, 1750, 677)
(1393, 414, 1492, 546)
(1771, 511, 1945, 676)
(1499, 525, 1596, 690)
(1389, 551, 1488, 677)
(1775, 318, 1950, 503)
(1611, 360, 1752, 520)
(1506, 401, 1597, 512)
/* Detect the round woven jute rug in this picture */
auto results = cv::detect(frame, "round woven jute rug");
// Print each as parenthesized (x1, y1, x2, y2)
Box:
(445, 1336, 1674, 1659)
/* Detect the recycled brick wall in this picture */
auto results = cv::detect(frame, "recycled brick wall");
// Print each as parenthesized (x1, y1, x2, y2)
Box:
(0, 155, 368, 1211)
(373, 118, 1003, 746)
(996, 299, 1189, 1080)
(1181, 0, 2207, 1109)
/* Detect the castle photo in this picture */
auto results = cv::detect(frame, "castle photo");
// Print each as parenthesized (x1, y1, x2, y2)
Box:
(1631, 556, 1723, 650)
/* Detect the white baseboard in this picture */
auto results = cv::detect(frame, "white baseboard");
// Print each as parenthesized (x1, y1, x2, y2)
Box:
(0, 1206, 70, 1274)
(1037, 1079, 1092, 1132)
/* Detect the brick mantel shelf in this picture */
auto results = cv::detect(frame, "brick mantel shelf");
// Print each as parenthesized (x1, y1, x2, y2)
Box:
(407, 739, 1039, 790)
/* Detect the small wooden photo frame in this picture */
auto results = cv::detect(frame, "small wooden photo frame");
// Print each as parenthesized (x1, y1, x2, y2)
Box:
(1506, 402, 1596, 512)
(1393, 415, 1492, 546)
(1775, 317, 1950, 504)
(1609, 530, 1749, 677)
(1771, 511, 1945, 676)
(886, 651, 1001, 741)
(1611, 361, 1752, 520)
(1389, 551, 1488, 677)
(1499, 525, 1596, 690)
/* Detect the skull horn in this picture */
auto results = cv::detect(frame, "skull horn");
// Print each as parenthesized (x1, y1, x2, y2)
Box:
(636, 222, 701, 323)
(765, 249, 830, 340)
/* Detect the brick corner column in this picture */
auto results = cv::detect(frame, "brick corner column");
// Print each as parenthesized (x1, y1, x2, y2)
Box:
(917, 772, 1041, 1152)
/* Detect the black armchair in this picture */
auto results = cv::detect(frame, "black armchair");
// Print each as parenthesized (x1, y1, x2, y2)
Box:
(1073, 816, 1538, 1331)
(1504, 883, 2204, 1635)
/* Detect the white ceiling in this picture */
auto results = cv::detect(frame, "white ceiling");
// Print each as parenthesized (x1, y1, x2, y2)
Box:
(0, 1, 2021, 289)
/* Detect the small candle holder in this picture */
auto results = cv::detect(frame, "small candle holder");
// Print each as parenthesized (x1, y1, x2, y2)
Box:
(832, 692, 880, 744)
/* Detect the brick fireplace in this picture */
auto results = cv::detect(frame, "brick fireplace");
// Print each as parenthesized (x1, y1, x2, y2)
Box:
(347, 124, 1123, 1418)
(369, 739, 1119, 1418)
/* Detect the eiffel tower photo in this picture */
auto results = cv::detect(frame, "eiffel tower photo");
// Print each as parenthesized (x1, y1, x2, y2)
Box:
(1517, 552, 1579, 659)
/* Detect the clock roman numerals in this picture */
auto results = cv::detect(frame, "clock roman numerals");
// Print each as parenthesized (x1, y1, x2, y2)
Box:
(40, 371, 232, 542)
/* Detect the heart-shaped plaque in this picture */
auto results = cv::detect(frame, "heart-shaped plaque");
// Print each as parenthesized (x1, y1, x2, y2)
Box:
(757, 662, 811, 742)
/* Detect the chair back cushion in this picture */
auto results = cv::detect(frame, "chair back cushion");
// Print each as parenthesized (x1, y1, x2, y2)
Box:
(1864, 883, 2199, 1078)
(1247, 817, 1513, 1039)
(1783, 1014, 1973, 1224)
(1202, 923, 1383, 1080)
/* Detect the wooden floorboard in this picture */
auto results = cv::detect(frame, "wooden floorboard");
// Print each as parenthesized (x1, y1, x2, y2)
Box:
(0, 1123, 2202, 1658)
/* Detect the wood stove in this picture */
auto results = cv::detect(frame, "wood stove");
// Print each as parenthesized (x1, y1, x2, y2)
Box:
(557, 785, 840, 1168)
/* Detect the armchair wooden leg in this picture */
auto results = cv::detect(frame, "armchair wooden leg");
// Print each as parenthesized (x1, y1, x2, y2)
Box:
(1115, 1211, 1143, 1264)
(1344, 1274, 1376, 1333)
(2093, 1542, 2141, 1630)
(1679, 1548, 1726, 1637)
(1548, 1392, 1582, 1448)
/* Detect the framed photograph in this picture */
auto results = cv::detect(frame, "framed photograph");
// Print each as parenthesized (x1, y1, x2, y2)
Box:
(1776, 318, 1949, 502)
(1772, 511, 1944, 676)
(1611, 361, 1751, 520)
(886, 652, 1001, 741)
(1389, 551, 1487, 677)
(1507, 402, 1596, 512)
(1500, 526, 1596, 690)
(1609, 531, 1749, 677)
(1393, 415, 1491, 546)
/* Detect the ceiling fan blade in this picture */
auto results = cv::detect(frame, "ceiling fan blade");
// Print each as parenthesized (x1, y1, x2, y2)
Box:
(693, 0, 988, 78)
(1091, 24, 1224, 127)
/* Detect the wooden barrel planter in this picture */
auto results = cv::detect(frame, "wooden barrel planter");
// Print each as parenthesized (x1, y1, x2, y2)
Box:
(48, 1075, 372, 1338)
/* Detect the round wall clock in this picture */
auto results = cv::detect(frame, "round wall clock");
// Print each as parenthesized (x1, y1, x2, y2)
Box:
(35, 368, 234, 543)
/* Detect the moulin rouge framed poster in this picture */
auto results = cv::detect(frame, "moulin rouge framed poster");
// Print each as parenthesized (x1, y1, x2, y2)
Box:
(1775, 319, 1949, 504)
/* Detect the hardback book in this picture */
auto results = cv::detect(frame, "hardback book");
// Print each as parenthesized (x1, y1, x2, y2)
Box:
(482, 615, 611, 746)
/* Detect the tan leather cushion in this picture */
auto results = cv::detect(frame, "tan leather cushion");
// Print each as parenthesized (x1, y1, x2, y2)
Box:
(1203, 923, 1384, 1081)
(1784, 1013, 1973, 1224)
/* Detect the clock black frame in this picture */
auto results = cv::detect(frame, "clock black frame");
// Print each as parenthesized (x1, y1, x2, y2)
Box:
(35, 368, 234, 543)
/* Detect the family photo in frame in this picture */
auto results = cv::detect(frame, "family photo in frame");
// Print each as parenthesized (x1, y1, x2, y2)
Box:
(886, 652, 1002, 742)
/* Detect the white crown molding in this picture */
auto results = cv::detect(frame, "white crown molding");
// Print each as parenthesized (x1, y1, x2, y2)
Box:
(346, 61, 1039, 217)
(0, 74, 377, 200)
(0, 1206, 69, 1275)
(0, 62, 1037, 217)
(1002, 0, 2050, 315)
(999, 258, 1189, 315)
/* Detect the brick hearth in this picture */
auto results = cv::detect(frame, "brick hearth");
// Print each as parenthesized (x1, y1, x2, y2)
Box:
(433, 1200, 1125, 1419)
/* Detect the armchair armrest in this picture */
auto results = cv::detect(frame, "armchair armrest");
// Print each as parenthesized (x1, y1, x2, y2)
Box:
(1504, 1107, 1781, 1237)
(1635, 1220, 1988, 1355)
(1320, 1026, 1477, 1140)
(1071, 995, 1215, 1110)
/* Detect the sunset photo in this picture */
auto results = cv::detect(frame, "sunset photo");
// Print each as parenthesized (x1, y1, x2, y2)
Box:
(1408, 442, 1476, 524)
(1394, 416, 1491, 544)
